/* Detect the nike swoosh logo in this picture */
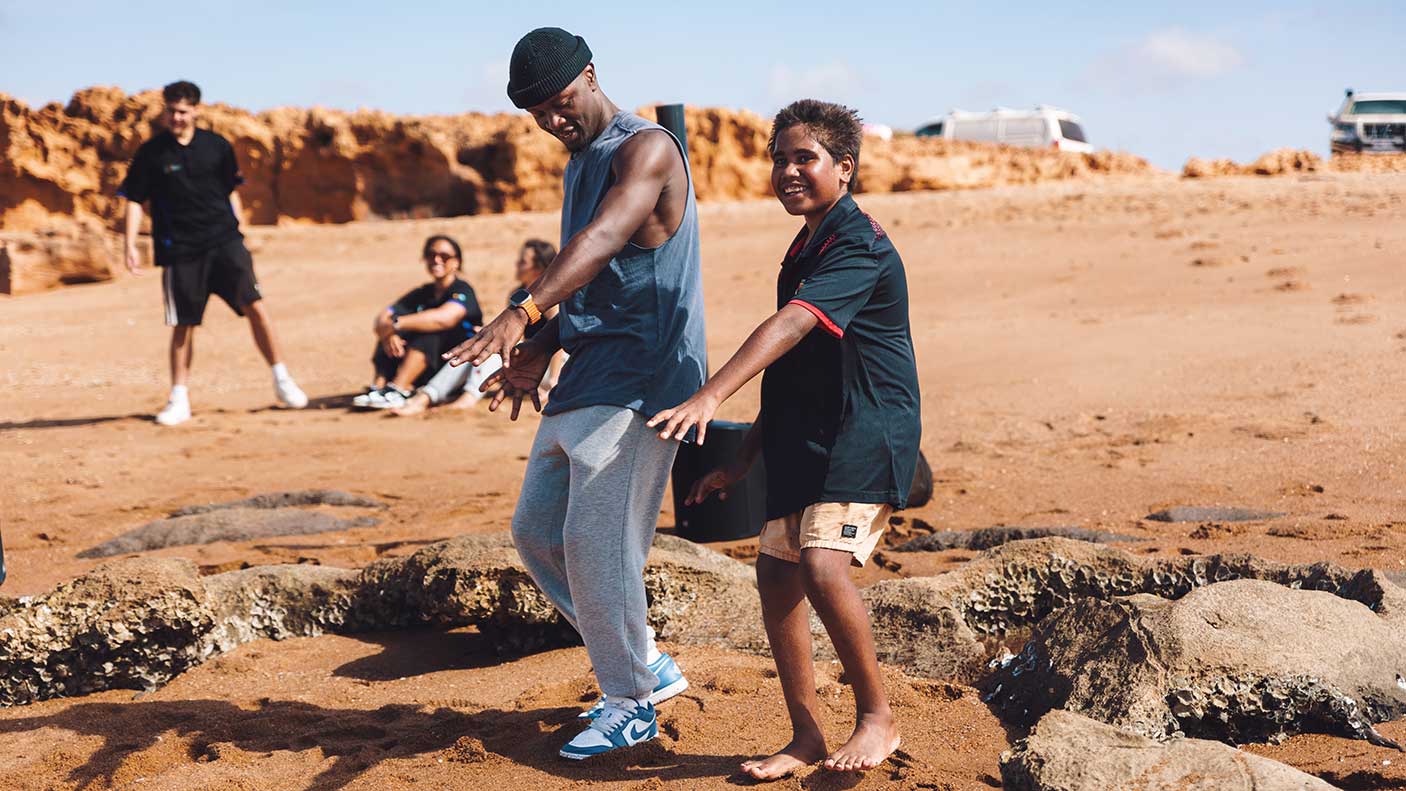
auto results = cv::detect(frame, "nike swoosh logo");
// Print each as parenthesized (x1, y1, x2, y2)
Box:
(628, 723, 652, 742)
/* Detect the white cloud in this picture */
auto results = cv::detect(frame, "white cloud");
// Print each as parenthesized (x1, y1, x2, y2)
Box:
(767, 61, 863, 105)
(1134, 28, 1244, 78)
(1082, 28, 1245, 93)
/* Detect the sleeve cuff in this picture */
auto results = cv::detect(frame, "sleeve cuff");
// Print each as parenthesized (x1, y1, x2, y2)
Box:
(788, 299, 844, 338)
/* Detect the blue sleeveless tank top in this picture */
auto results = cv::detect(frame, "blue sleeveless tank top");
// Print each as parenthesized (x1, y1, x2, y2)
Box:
(544, 111, 708, 417)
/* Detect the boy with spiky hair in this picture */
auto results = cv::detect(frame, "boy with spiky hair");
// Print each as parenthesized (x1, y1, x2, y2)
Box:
(648, 99, 920, 779)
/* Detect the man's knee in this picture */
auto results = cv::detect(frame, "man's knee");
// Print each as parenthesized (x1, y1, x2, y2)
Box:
(799, 548, 852, 594)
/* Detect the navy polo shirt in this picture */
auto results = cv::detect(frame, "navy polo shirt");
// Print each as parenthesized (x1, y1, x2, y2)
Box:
(117, 129, 244, 266)
(760, 192, 922, 520)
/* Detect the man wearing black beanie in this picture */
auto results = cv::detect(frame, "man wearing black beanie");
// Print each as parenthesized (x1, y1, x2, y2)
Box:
(445, 27, 708, 760)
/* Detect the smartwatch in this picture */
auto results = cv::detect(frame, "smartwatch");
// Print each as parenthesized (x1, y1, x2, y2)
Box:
(508, 288, 543, 325)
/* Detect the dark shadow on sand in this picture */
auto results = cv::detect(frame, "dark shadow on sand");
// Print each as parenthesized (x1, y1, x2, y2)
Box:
(0, 696, 754, 790)
(0, 413, 151, 432)
(332, 629, 514, 682)
(248, 392, 361, 413)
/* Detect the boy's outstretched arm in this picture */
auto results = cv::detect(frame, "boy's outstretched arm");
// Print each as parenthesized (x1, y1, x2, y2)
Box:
(647, 303, 817, 444)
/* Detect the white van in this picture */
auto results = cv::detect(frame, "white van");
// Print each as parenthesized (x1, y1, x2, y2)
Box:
(915, 106, 1093, 153)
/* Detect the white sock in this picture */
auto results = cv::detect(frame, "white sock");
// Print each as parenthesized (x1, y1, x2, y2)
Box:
(271, 362, 291, 382)
(604, 694, 646, 711)
(645, 626, 662, 665)
(169, 384, 189, 403)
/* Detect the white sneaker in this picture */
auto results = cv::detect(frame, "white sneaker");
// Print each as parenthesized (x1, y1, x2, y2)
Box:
(274, 376, 308, 409)
(353, 384, 411, 410)
(156, 398, 191, 426)
(559, 698, 657, 760)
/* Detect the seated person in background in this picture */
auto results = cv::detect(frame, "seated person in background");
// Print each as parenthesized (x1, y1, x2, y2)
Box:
(391, 238, 565, 416)
(354, 234, 482, 409)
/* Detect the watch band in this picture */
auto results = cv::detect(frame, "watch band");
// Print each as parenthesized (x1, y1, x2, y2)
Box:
(516, 293, 543, 325)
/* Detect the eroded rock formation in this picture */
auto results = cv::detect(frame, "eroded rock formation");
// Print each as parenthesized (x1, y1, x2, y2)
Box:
(863, 537, 1405, 682)
(986, 579, 1406, 749)
(1000, 710, 1340, 791)
(0, 533, 761, 706)
(1, 87, 1157, 239)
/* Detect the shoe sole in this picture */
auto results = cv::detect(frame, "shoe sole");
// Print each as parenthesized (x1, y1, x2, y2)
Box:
(648, 676, 689, 706)
(558, 731, 657, 760)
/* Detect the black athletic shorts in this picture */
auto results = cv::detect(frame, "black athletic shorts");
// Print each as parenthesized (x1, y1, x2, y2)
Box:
(161, 238, 262, 326)
(371, 329, 468, 386)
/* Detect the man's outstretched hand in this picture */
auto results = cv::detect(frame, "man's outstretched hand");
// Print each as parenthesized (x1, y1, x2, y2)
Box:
(478, 341, 551, 420)
(445, 307, 528, 369)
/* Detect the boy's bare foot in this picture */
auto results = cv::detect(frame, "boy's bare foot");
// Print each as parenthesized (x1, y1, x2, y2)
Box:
(389, 392, 431, 416)
(823, 712, 899, 772)
(740, 735, 827, 781)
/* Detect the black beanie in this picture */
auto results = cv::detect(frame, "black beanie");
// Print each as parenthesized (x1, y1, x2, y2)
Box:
(507, 27, 593, 109)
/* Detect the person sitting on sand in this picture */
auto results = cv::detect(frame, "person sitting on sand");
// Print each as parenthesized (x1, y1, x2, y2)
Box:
(353, 235, 483, 409)
(647, 99, 920, 779)
(391, 239, 564, 416)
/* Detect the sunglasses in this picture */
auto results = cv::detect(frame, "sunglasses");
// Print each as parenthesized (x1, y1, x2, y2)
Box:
(426, 251, 459, 262)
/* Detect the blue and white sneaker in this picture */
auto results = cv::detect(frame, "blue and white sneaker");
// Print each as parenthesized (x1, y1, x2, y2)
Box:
(579, 652, 689, 719)
(559, 699, 657, 760)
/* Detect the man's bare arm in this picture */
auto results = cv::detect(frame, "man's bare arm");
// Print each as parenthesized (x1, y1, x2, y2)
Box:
(647, 304, 818, 444)
(229, 191, 244, 227)
(443, 130, 678, 369)
(527, 131, 677, 311)
(123, 201, 145, 275)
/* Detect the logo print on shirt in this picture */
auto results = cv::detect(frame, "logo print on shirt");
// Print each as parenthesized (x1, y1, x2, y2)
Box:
(841, 524, 859, 539)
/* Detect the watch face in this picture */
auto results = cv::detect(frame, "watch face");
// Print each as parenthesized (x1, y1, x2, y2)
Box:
(510, 288, 530, 307)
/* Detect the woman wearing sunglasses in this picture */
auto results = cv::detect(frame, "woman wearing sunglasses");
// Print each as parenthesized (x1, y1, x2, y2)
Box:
(354, 234, 483, 409)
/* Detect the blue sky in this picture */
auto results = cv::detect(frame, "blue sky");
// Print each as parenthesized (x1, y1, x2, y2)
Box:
(2, 1, 1403, 169)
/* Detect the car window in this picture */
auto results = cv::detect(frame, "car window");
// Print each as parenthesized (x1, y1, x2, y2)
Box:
(916, 122, 944, 137)
(1058, 120, 1087, 143)
(1349, 100, 1406, 115)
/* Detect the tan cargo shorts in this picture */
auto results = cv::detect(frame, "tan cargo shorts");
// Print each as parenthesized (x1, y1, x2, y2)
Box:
(758, 501, 892, 567)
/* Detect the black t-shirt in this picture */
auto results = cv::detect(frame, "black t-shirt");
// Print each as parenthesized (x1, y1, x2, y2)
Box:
(390, 278, 482, 342)
(760, 192, 922, 520)
(118, 129, 244, 266)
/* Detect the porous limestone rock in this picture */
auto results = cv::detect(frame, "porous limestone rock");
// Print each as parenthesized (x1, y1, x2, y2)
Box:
(865, 537, 1406, 682)
(1000, 709, 1340, 791)
(986, 579, 1406, 749)
(169, 489, 387, 516)
(78, 509, 381, 558)
(894, 525, 1144, 552)
(0, 532, 761, 705)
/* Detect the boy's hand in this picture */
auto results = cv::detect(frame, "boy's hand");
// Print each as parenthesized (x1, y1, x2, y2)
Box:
(686, 464, 743, 505)
(647, 391, 721, 444)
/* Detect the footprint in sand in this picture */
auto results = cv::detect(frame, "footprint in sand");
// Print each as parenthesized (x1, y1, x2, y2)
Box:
(1331, 293, 1375, 324)
(1190, 254, 1249, 268)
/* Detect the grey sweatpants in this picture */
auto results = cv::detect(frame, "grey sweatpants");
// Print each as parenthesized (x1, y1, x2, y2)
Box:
(420, 354, 502, 405)
(511, 405, 678, 699)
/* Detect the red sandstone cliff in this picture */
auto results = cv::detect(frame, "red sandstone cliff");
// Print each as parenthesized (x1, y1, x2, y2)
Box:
(2, 87, 1164, 293)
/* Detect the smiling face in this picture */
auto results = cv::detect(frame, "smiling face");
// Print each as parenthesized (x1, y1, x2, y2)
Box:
(424, 238, 461, 283)
(770, 124, 854, 225)
(162, 100, 199, 138)
(525, 66, 603, 152)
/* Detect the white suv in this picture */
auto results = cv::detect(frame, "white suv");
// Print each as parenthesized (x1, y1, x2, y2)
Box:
(1329, 89, 1406, 154)
(915, 106, 1093, 153)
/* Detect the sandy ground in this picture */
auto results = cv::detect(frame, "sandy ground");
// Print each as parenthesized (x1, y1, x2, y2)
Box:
(3, 172, 1406, 789)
